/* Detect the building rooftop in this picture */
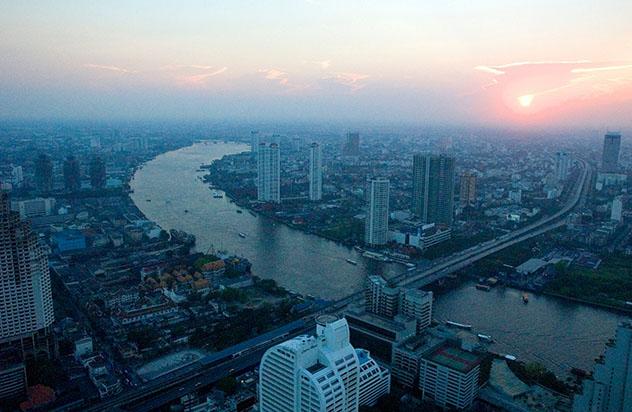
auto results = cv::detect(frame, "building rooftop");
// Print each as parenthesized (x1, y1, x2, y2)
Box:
(424, 344, 483, 373)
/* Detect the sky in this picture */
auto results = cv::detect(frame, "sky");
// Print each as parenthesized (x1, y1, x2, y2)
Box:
(1, 0, 632, 127)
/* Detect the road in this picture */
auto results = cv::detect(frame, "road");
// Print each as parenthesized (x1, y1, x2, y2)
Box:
(86, 160, 591, 411)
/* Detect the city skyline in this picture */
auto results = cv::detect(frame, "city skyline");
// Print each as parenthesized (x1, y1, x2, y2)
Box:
(1, 1, 632, 126)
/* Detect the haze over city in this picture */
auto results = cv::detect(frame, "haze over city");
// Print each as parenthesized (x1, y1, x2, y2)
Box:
(2, 0, 632, 126)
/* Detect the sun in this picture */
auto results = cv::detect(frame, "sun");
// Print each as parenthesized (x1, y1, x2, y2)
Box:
(518, 94, 534, 107)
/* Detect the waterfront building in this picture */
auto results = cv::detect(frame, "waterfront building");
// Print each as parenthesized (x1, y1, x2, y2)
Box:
(555, 151, 572, 182)
(399, 288, 433, 334)
(419, 343, 483, 410)
(573, 320, 632, 412)
(343, 132, 360, 156)
(34, 154, 53, 193)
(63, 155, 81, 192)
(345, 307, 416, 362)
(412, 154, 455, 226)
(259, 317, 389, 412)
(388, 222, 451, 251)
(257, 142, 280, 203)
(459, 171, 476, 207)
(89, 155, 106, 189)
(601, 132, 621, 173)
(0, 191, 55, 359)
(309, 142, 322, 201)
(611, 197, 623, 222)
(364, 177, 389, 246)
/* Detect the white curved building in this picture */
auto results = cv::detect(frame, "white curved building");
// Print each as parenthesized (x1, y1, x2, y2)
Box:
(259, 318, 390, 412)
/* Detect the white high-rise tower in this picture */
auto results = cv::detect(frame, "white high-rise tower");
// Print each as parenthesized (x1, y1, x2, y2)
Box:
(259, 317, 390, 412)
(257, 142, 280, 203)
(309, 143, 322, 201)
(364, 177, 389, 246)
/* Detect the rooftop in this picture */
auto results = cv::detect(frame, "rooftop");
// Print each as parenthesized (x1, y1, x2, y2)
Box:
(424, 344, 483, 373)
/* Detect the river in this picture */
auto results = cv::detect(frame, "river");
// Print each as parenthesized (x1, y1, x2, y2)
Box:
(130, 141, 623, 376)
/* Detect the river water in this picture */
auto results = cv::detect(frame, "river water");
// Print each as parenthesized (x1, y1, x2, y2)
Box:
(130, 141, 623, 376)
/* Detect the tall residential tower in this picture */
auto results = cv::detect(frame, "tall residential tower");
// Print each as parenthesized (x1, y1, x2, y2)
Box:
(257, 142, 281, 203)
(309, 143, 322, 201)
(601, 132, 621, 173)
(412, 154, 455, 226)
(365, 177, 389, 246)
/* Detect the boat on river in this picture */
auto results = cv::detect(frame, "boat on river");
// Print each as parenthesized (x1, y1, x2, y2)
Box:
(238, 232, 247, 238)
(522, 293, 529, 304)
(477, 334, 494, 342)
(445, 320, 472, 329)
(346, 258, 358, 265)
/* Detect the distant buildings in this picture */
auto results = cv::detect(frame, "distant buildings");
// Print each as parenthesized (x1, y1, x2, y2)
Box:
(555, 151, 572, 182)
(63, 155, 81, 192)
(459, 171, 477, 207)
(11, 166, 24, 188)
(90, 156, 106, 189)
(611, 197, 623, 222)
(412, 154, 455, 226)
(364, 177, 390, 246)
(309, 142, 322, 201)
(34, 154, 53, 193)
(343, 132, 360, 156)
(258, 317, 390, 411)
(257, 142, 280, 203)
(601, 132, 621, 173)
(573, 320, 632, 412)
(11, 197, 56, 219)
(388, 222, 451, 251)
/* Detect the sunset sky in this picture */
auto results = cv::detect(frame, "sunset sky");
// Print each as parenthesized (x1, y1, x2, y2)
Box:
(2, 0, 632, 126)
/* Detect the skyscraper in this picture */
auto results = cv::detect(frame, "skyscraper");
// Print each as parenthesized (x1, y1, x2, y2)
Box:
(250, 130, 260, 154)
(601, 132, 621, 173)
(259, 317, 390, 412)
(309, 142, 322, 201)
(573, 321, 632, 412)
(364, 177, 389, 246)
(459, 171, 476, 207)
(343, 132, 360, 156)
(555, 151, 572, 182)
(412, 154, 455, 226)
(63, 155, 81, 192)
(89, 156, 106, 189)
(0, 191, 54, 357)
(257, 142, 280, 203)
(34, 154, 53, 193)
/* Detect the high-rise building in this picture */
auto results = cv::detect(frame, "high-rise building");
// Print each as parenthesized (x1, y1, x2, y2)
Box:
(412, 154, 455, 226)
(364, 177, 389, 246)
(257, 143, 280, 203)
(343, 132, 360, 156)
(611, 197, 623, 222)
(34, 154, 53, 193)
(601, 132, 622, 173)
(573, 321, 632, 412)
(0, 191, 55, 357)
(459, 171, 476, 207)
(11, 166, 24, 189)
(259, 317, 390, 412)
(365, 275, 433, 334)
(419, 343, 483, 410)
(555, 151, 572, 182)
(250, 130, 260, 154)
(89, 156, 106, 189)
(63, 155, 81, 192)
(309, 143, 322, 201)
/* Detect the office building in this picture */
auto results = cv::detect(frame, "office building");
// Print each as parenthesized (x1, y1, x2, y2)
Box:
(364, 177, 389, 246)
(388, 222, 452, 251)
(63, 155, 81, 192)
(250, 130, 260, 154)
(11, 197, 56, 219)
(11, 166, 24, 188)
(89, 156, 106, 189)
(459, 171, 476, 207)
(34, 154, 53, 193)
(392, 333, 446, 388)
(0, 192, 55, 358)
(259, 317, 389, 412)
(601, 132, 622, 173)
(345, 307, 416, 362)
(573, 321, 632, 412)
(555, 151, 572, 182)
(257, 143, 280, 203)
(412, 154, 455, 226)
(356, 349, 391, 407)
(419, 343, 483, 410)
(365, 275, 433, 334)
(611, 197, 623, 222)
(309, 142, 322, 201)
(343, 132, 360, 156)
